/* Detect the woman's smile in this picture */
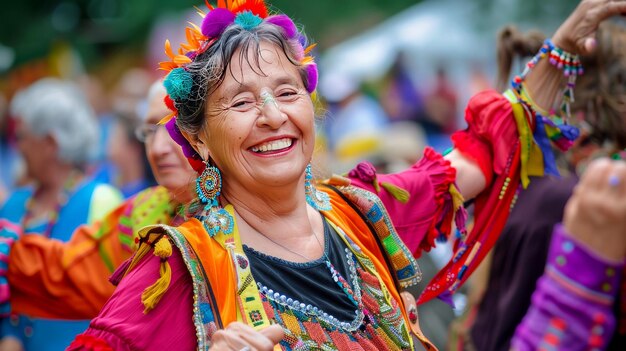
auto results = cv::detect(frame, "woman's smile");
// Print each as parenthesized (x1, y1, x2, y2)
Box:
(249, 137, 295, 155)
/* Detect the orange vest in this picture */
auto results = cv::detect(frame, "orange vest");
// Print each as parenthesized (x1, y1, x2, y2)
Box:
(135, 185, 436, 350)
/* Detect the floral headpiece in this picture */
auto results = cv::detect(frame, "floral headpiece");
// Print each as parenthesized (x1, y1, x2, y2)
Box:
(159, 0, 318, 172)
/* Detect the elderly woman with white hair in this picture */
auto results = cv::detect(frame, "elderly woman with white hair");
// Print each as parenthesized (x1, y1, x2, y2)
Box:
(0, 78, 122, 351)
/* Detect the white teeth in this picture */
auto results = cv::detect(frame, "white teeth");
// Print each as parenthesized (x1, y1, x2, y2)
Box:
(251, 138, 292, 153)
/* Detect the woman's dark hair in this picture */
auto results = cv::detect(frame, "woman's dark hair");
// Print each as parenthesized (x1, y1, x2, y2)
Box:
(174, 22, 311, 137)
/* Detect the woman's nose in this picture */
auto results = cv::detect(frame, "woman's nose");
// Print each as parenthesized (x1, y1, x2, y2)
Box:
(258, 92, 287, 129)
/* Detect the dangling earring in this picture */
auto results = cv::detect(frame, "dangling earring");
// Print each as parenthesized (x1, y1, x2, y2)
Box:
(195, 160, 234, 237)
(305, 164, 331, 211)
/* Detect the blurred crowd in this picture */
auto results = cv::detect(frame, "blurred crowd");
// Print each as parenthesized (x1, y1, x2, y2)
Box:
(0, 50, 486, 204)
(0, 2, 624, 350)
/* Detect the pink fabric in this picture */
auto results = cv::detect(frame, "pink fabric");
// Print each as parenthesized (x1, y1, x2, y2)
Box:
(347, 147, 456, 256)
(69, 149, 454, 348)
(68, 250, 195, 351)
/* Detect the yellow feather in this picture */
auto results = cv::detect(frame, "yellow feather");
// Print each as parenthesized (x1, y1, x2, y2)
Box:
(158, 112, 176, 125)
(194, 6, 206, 17)
(174, 55, 192, 65)
(304, 44, 317, 55)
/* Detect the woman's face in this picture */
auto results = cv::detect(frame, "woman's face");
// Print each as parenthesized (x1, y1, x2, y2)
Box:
(144, 90, 196, 194)
(199, 41, 315, 191)
(14, 120, 56, 181)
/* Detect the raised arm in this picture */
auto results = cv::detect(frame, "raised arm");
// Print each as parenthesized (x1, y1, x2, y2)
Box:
(448, 0, 626, 201)
(512, 158, 626, 350)
(6, 201, 134, 319)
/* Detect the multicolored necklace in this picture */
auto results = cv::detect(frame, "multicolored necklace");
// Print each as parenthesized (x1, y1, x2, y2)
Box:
(21, 172, 82, 237)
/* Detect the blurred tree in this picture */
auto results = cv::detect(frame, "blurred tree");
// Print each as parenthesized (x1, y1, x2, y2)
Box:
(0, 0, 419, 74)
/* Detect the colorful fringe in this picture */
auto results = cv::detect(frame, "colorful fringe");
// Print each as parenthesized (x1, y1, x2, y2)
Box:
(418, 88, 578, 305)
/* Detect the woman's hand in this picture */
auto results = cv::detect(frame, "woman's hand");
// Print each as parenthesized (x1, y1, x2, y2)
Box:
(563, 158, 626, 261)
(210, 322, 284, 351)
(553, 0, 626, 55)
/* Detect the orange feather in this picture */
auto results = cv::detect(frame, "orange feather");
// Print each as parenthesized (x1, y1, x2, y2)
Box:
(164, 40, 175, 59)
(304, 44, 317, 55)
(158, 112, 176, 125)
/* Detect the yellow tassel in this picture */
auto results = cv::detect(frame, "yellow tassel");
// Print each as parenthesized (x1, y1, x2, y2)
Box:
(381, 182, 410, 203)
(141, 237, 173, 314)
(153, 236, 172, 258)
(373, 178, 381, 194)
(124, 238, 153, 277)
(448, 184, 465, 212)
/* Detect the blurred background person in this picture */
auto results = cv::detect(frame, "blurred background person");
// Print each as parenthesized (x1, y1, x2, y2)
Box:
(0, 81, 195, 351)
(378, 51, 427, 125)
(0, 78, 123, 351)
(319, 72, 390, 173)
(423, 66, 458, 135)
(87, 68, 155, 196)
(106, 112, 156, 198)
(459, 21, 626, 351)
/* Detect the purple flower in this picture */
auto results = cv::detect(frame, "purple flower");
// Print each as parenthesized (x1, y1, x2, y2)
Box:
(201, 8, 235, 38)
(348, 162, 377, 182)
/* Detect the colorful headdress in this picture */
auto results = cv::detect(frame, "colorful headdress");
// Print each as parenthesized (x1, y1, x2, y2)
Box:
(159, 0, 318, 172)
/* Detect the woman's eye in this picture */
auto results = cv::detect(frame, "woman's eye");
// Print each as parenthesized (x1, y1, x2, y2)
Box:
(278, 91, 297, 98)
(232, 100, 251, 108)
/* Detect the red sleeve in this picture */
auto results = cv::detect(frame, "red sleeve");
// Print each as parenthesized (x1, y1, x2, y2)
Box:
(451, 90, 517, 184)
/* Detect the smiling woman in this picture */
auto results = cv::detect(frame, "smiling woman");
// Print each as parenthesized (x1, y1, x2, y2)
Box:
(66, 1, 626, 350)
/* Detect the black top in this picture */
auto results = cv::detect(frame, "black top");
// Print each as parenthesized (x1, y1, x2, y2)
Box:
(243, 217, 357, 322)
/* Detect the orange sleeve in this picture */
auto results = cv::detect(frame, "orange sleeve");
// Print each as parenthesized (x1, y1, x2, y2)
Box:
(7, 202, 133, 319)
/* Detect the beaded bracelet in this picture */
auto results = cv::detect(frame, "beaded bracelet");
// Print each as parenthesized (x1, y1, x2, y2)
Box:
(511, 39, 583, 123)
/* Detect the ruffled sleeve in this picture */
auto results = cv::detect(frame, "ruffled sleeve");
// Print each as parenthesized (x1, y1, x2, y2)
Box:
(67, 247, 196, 351)
(347, 147, 466, 257)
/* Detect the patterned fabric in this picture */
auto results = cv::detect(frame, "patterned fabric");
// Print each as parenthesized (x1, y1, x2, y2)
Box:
(136, 225, 220, 350)
(260, 253, 412, 351)
(511, 225, 624, 350)
(127, 184, 423, 350)
(62, 186, 176, 273)
(328, 185, 422, 289)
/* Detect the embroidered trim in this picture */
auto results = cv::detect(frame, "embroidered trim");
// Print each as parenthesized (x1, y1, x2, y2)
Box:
(325, 185, 422, 289)
(143, 225, 220, 350)
(256, 248, 365, 333)
(545, 265, 615, 306)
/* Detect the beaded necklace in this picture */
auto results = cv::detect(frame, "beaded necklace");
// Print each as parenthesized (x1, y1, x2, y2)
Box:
(245, 215, 366, 331)
(21, 172, 83, 238)
(255, 246, 365, 333)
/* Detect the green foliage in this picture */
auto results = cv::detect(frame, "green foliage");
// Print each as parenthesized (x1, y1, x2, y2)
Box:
(0, 0, 418, 70)
(0, 0, 579, 71)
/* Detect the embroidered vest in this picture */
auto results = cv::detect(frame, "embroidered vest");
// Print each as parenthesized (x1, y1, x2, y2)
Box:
(135, 185, 435, 350)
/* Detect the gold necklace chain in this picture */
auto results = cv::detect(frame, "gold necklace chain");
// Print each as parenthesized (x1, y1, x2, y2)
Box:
(245, 217, 327, 262)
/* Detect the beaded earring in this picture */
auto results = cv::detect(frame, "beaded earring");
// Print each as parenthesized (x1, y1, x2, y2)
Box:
(195, 161, 234, 237)
(305, 164, 331, 211)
